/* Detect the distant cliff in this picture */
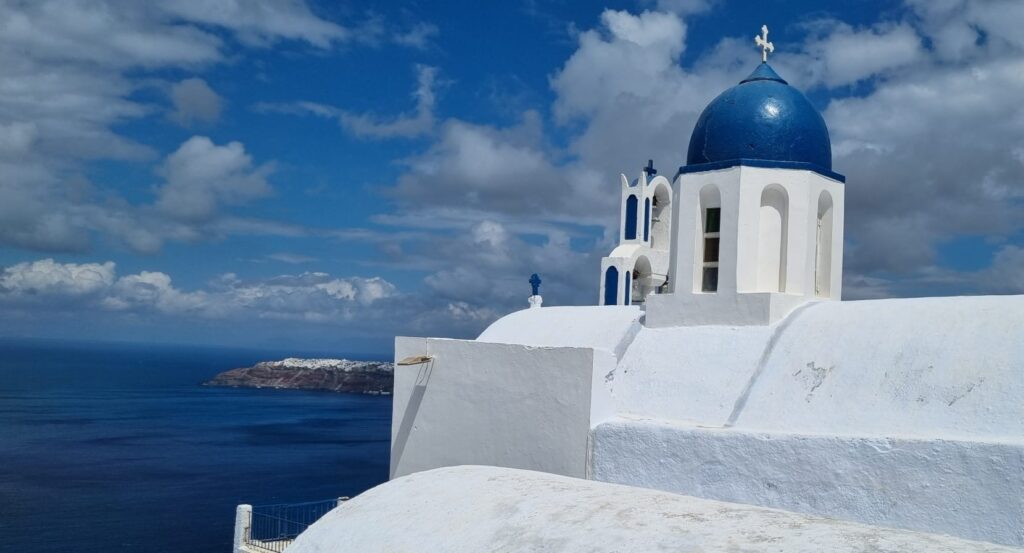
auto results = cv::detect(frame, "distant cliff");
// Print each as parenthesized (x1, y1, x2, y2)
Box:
(204, 358, 393, 395)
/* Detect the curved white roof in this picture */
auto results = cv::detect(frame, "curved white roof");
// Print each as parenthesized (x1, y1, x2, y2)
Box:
(606, 243, 643, 259)
(288, 465, 1017, 553)
(477, 305, 641, 359)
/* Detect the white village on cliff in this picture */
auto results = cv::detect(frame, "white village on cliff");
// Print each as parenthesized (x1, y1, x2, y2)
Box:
(237, 26, 1024, 552)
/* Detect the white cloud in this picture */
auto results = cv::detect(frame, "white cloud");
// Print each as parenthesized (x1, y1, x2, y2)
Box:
(0, 1, 223, 69)
(169, 78, 223, 126)
(158, 0, 348, 49)
(394, 22, 439, 49)
(0, 258, 398, 324)
(906, 0, 1024, 61)
(0, 1, 435, 256)
(825, 54, 1024, 278)
(265, 65, 439, 139)
(550, 9, 743, 186)
(103, 271, 210, 314)
(782, 21, 926, 88)
(390, 112, 570, 215)
(265, 252, 316, 264)
(156, 136, 273, 222)
(0, 258, 115, 297)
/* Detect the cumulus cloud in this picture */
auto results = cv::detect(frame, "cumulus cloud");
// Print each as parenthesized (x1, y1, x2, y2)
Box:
(103, 271, 210, 314)
(390, 112, 570, 215)
(783, 21, 926, 88)
(156, 136, 273, 222)
(823, 31, 1024, 282)
(550, 10, 743, 190)
(0, 133, 278, 254)
(0, 259, 115, 298)
(0, 258, 397, 323)
(169, 78, 223, 126)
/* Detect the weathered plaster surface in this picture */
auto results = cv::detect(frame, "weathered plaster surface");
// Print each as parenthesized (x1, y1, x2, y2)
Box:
(289, 466, 1022, 553)
(611, 294, 1024, 440)
(592, 419, 1024, 546)
(606, 323, 774, 424)
(731, 295, 1024, 439)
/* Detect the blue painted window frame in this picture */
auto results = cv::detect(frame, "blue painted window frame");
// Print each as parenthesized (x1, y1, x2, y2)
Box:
(625, 195, 638, 240)
(604, 266, 619, 306)
(643, 198, 651, 242)
(625, 270, 632, 305)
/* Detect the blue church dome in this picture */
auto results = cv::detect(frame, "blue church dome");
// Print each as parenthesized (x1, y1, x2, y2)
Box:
(685, 63, 838, 179)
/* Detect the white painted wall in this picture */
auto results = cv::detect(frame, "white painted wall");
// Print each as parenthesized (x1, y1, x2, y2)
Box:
(592, 419, 1024, 547)
(391, 337, 615, 479)
(289, 466, 1023, 553)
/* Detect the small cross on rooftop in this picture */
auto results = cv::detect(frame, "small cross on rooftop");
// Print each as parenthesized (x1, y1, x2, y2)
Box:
(529, 273, 542, 297)
(755, 25, 774, 63)
(644, 159, 657, 176)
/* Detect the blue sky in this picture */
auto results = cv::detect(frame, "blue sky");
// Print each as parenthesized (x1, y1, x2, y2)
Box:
(1, 0, 1023, 356)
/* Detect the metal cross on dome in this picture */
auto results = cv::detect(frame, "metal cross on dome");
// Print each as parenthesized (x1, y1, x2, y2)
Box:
(755, 25, 774, 63)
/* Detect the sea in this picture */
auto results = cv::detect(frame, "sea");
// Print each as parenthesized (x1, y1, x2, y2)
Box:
(0, 339, 392, 553)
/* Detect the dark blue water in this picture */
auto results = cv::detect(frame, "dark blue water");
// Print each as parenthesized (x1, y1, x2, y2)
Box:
(0, 340, 391, 553)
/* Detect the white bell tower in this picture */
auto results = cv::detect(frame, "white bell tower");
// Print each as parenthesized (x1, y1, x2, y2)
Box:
(645, 165, 844, 326)
(603, 27, 846, 326)
(598, 161, 673, 307)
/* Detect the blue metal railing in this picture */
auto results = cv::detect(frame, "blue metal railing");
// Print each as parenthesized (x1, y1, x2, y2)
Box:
(246, 498, 346, 552)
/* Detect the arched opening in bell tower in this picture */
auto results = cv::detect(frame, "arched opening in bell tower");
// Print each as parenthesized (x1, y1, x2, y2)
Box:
(624, 195, 639, 240)
(604, 266, 619, 306)
(631, 255, 654, 304)
(650, 183, 672, 251)
(757, 185, 789, 293)
(815, 190, 834, 298)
